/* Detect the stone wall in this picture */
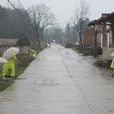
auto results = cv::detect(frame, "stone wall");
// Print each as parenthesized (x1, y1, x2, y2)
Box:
(102, 47, 114, 60)
(0, 38, 18, 46)
(0, 46, 29, 56)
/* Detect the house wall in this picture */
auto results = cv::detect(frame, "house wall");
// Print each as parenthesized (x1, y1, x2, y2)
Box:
(102, 47, 114, 60)
(97, 32, 102, 48)
(102, 23, 107, 47)
(0, 38, 18, 46)
(0, 38, 18, 55)
(0, 46, 29, 56)
(0, 38, 29, 55)
(82, 28, 95, 48)
(106, 25, 113, 48)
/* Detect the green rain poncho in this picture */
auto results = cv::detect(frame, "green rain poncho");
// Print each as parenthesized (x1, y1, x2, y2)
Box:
(110, 57, 114, 69)
(2, 57, 17, 77)
(29, 49, 36, 58)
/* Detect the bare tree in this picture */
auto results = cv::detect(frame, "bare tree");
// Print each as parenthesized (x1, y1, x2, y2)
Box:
(28, 4, 56, 49)
(73, 0, 90, 51)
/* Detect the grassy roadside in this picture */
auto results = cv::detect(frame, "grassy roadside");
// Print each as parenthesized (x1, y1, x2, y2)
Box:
(0, 54, 35, 92)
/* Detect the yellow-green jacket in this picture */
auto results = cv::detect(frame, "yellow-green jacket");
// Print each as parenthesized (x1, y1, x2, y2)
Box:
(2, 57, 17, 77)
(29, 49, 36, 58)
(110, 58, 114, 69)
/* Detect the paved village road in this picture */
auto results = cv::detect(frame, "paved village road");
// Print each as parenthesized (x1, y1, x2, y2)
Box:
(0, 44, 114, 114)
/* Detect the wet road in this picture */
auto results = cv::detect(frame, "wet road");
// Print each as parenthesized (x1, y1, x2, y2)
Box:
(0, 44, 114, 114)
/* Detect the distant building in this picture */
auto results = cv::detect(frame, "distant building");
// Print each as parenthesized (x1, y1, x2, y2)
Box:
(88, 13, 114, 59)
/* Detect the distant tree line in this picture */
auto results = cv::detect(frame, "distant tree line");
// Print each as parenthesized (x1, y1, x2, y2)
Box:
(45, 26, 64, 44)
(44, 0, 90, 48)
(28, 3, 56, 49)
(65, 0, 90, 49)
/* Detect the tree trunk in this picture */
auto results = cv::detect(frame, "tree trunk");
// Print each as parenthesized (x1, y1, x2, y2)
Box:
(79, 32, 83, 53)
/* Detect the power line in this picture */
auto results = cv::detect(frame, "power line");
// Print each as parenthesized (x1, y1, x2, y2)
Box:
(7, 0, 33, 46)
(17, 0, 25, 10)
(7, 0, 28, 22)
(7, 0, 32, 31)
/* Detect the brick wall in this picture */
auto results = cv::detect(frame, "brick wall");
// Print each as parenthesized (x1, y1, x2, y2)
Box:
(102, 23, 107, 47)
(82, 28, 95, 48)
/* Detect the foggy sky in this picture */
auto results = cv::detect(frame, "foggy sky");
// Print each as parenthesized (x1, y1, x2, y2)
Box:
(0, 0, 114, 27)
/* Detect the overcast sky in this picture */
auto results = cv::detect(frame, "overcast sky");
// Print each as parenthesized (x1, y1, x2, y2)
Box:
(0, 0, 114, 27)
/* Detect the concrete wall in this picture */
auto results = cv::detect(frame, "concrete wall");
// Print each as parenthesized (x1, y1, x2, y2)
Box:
(101, 47, 114, 60)
(0, 46, 29, 56)
(0, 38, 29, 56)
(0, 38, 18, 46)
(97, 33, 102, 48)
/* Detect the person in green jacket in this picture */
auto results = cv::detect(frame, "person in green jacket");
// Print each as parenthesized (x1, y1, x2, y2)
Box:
(29, 49, 36, 58)
(111, 57, 114, 68)
(110, 56, 114, 76)
(2, 56, 17, 79)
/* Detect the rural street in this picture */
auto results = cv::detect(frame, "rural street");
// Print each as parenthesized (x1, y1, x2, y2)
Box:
(0, 44, 114, 114)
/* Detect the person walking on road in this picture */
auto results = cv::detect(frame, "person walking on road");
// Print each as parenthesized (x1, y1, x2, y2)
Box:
(110, 52, 114, 75)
